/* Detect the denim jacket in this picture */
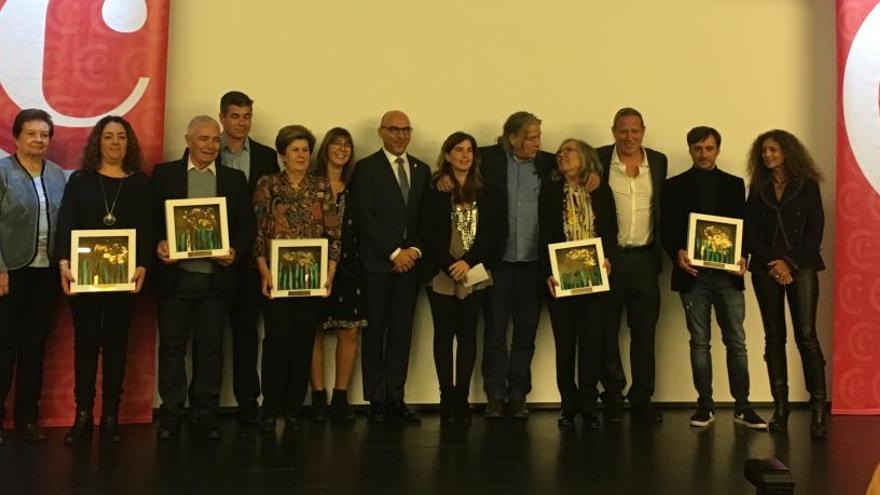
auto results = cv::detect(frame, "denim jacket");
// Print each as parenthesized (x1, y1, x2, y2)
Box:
(0, 155, 67, 272)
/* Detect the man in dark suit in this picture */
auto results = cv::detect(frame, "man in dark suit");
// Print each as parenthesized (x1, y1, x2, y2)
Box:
(479, 112, 555, 420)
(216, 91, 279, 425)
(351, 110, 430, 423)
(597, 107, 667, 422)
(152, 115, 255, 440)
(661, 126, 766, 430)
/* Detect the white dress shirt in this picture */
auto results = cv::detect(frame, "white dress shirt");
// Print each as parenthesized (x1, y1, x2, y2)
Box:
(608, 146, 653, 247)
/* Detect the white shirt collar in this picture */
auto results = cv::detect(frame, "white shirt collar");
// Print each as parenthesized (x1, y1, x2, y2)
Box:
(383, 147, 409, 166)
(610, 146, 649, 169)
(187, 157, 217, 174)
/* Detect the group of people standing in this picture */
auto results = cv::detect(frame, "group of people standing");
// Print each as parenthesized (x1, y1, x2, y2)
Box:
(0, 92, 829, 445)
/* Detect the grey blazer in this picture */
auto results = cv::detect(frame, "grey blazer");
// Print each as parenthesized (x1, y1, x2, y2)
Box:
(0, 155, 67, 272)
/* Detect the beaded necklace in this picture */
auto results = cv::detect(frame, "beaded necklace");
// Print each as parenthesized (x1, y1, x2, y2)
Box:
(563, 182, 594, 241)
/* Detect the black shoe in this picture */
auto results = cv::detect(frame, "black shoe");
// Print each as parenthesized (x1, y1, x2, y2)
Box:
(603, 402, 623, 423)
(769, 401, 789, 432)
(328, 389, 356, 423)
(367, 403, 387, 424)
(260, 415, 277, 434)
(0, 429, 6, 445)
(157, 420, 179, 442)
(557, 410, 576, 429)
(237, 401, 261, 426)
(194, 416, 220, 440)
(582, 413, 601, 430)
(16, 422, 47, 442)
(64, 411, 93, 445)
(810, 406, 827, 439)
(311, 390, 328, 422)
(454, 386, 471, 425)
(484, 399, 505, 419)
(100, 416, 123, 443)
(388, 402, 421, 424)
(733, 408, 768, 430)
(439, 387, 455, 424)
(631, 403, 663, 423)
(689, 408, 715, 427)
(508, 398, 529, 420)
(284, 415, 301, 431)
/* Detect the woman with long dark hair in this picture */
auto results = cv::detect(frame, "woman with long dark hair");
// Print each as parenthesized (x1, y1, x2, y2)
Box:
(421, 131, 496, 423)
(56, 115, 152, 444)
(745, 129, 827, 438)
(309, 128, 367, 422)
(540, 138, 617, 430)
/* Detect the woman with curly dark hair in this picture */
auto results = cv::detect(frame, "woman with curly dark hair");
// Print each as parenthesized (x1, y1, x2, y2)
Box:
(744, 129, 827, 438)
(56, 115, 152, 444)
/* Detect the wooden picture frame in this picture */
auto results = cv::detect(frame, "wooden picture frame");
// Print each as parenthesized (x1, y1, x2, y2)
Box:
(686, 212, 744, 272)
(70, 229, 136, 293)
(165, 197, 230, 260)
(270, 238, 329, 298)
(548, 237, 610, 298)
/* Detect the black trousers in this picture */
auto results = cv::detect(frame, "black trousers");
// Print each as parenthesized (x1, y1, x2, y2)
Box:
(752, 269, 826, 405)
(0, 267, 56, 425)
(603, 249, 661, 406)
(361, 269, 420, 404)
(425, 288, 481, 391)
(260, 297, 320, 417)
(68, 292, 136, 416)
(227, 264, 262, 407)
(547, 292, 607, 414)
(157, 271, 227, 419)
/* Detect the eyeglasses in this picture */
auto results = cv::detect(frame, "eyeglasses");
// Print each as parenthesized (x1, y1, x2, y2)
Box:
(330, 140, 353, 149)
(381, 126, 412, 136)
(556, 147, 578, 156)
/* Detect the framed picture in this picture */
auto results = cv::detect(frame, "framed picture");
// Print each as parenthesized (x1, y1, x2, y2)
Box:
(165, 197, 230, 259)
(686, 212, 744, 271)
(70, 229, 136, 293)
(548, 237, 610, 298)
(270, 238, 329, 298)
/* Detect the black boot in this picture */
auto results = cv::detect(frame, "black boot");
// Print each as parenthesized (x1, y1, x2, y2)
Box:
(768, 400, 789, 432)
(810, 403, 827, 439)
(64, 410, 93, 445)
(329, 389, 356, 423)
(311, 389, 328, 422)
(454, 385, 471, 424)
(100, 416, 123, 443)
(439, 387, 455, 423)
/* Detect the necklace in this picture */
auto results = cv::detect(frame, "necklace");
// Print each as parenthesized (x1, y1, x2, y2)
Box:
(563, 183, 594, 241)
(99, 175, 125, 226)
(452, 201, 478, 251)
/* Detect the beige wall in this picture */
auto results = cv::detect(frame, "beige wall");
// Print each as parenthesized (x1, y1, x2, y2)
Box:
(162, 0, 836, 405)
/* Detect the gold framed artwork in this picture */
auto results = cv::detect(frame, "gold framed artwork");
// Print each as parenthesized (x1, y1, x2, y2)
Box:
(270, 238, 329, 298)
(548, 237, 609, 298)
(70, 229, 136, 293)
(164, 197, 230, 259)
(686, 212, 743, 271)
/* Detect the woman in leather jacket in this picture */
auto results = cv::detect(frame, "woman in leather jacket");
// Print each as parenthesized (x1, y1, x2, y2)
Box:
(744, 129, 827, 438)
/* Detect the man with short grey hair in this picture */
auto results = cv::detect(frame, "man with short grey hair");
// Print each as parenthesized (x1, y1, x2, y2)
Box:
(151, 115, 255, 441)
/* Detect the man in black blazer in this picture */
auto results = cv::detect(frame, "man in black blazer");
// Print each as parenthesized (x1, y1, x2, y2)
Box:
(597, 107, 667, 422)
(661, 126, 766, 429)
(216, 91, 279, 425)
(479, 111, 555, 420)
(351, 110, 430, 423)
(151, 115, 255, 440)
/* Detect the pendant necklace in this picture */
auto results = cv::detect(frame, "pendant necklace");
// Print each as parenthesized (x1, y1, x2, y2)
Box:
(99, 175, 125, 226)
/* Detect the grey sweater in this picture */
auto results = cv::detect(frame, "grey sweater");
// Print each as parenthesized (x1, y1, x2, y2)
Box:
(0, 155, 67, 272)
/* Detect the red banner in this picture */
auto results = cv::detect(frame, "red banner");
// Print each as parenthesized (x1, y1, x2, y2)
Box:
(0, 0, 169, 426)
(834, 0, 880, 414)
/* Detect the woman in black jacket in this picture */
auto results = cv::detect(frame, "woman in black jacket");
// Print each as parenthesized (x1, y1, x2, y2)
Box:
(421, 131, 496, 424)
(56, 115, 152, 444)
(539, 138, 617, 430)
(745, 129, 827, 438)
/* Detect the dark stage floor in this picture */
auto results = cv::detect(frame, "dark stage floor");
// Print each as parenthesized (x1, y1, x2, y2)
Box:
(0, 408, 877, 494)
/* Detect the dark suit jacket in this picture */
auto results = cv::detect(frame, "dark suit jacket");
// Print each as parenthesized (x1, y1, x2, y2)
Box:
(419, 185, 498, 283)
(182, 137, 279, 197)
(351, 149, 430, 273)
(538, 178, 619, 277)
(744, 177, 825, 273)
(661, 166, 746, 292)
(150, 157, 256, 298)
(479, 144, 556, 267)
(597, 144, 668, 271)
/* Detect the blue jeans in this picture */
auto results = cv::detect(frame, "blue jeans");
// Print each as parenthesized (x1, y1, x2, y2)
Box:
(679, 270, 750, 410)
(482, 261, 542, 401)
